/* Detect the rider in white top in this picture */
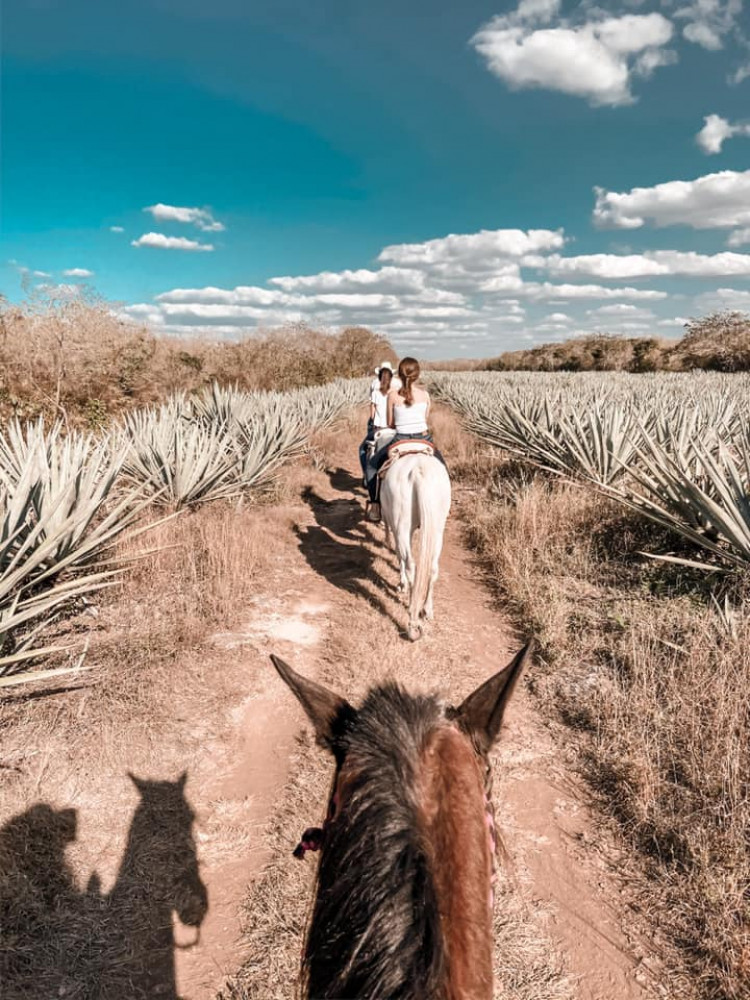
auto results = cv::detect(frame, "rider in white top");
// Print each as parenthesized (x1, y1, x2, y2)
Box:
(365, 356, 446, 521)
(391, 399, 428, 435)
(360, 362, 400, 481)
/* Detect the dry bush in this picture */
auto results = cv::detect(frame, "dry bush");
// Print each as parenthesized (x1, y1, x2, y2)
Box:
(486, 333, 670, 373)
(0, 297, 394, 428)
(444, 419, 750, 999)
(669, 311, 750, 373)
(478, 312, 750, 375)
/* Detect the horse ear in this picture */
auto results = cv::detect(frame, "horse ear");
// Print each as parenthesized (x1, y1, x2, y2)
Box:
(128, 772, 147, 795)
(177, 771, 188, 790)
(455, 642, 532, 753)
(271, 655, 353, 751)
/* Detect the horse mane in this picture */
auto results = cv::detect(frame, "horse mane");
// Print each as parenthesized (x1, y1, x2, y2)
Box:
(304, 683, 448, 999)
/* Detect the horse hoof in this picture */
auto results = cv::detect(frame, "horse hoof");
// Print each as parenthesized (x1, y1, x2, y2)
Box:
(407, 624, 423, 642)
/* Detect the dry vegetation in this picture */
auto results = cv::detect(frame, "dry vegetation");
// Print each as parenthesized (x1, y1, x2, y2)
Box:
(482, 311, 750, 373)
(0, 295, 394, 428)
(429, 404, 750, 1000)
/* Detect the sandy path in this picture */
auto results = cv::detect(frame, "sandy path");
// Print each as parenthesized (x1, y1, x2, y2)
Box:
(187, 426, 657, 999)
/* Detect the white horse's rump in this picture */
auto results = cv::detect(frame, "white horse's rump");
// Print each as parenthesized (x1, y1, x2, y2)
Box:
(379, 448, 451, 641)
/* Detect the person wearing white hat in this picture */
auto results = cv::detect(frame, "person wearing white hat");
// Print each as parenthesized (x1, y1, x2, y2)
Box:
(369, 361, 400, 395)
(361, 362, 402, 481)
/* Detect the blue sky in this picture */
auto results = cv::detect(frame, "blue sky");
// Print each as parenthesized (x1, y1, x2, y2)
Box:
(3, 0, 750, 357)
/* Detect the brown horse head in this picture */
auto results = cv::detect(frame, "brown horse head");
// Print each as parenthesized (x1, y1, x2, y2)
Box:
(272, 644, 531, 1000)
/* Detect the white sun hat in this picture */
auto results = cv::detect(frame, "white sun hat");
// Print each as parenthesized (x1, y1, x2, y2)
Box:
(379, 361, 394, 372)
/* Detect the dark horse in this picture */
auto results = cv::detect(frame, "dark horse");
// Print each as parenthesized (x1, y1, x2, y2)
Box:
(272, 643, 531, 1000)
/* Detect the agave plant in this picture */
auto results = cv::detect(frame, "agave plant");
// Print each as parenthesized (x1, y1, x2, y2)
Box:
(615, 434, 750, 569)
(120, 404, 243, 508)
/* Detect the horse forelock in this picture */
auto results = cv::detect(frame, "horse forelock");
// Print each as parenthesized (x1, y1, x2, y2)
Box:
(304, 682, 450, 999)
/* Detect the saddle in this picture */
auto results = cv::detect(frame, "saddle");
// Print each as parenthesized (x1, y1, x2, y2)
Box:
(377, 438, 435, 480)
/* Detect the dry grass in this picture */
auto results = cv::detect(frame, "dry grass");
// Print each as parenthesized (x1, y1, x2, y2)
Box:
(444, 413, 750, 999)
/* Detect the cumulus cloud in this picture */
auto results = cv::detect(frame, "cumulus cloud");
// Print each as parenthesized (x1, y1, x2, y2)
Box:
(481, 276, 667, 299)
(696, 114, 750, 153)
(116, 223, 718, 355)
(379, 228, 565, 270)
(548, 249, 750, 277)
(657, 317, 690, 327)
(35, 283, 83, 300)
(269, 267, 428, 296)
(131, 233, 215, 252)
(63, 268, 94, 278)
(587, 303, 655, 318)
(471, 0, 675, 107)
(144, 203, 225, 232)
(693, 286, 750, 312)
(727, 226, 750, 246)
(109, 226, 125, 233)
(593, 169, 750, 230)
(675, 0, 743, 50)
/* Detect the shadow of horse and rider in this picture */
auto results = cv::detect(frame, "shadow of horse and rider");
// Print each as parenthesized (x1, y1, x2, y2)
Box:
(294, 467, 405, 630)
(0, 773, 207, 1000)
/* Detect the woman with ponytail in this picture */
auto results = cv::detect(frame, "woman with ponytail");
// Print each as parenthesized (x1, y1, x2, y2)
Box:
(365, 356, 445, 522)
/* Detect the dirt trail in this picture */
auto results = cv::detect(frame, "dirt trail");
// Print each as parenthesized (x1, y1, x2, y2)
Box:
(175, 428, 656, 999)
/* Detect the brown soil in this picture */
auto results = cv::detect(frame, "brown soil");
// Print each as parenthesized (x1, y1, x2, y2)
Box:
(0, 418, 660, 1000)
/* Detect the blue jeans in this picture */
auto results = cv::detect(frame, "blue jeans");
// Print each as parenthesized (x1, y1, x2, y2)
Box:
(358, 419, 375, 479)
(366, 432, 446, 502)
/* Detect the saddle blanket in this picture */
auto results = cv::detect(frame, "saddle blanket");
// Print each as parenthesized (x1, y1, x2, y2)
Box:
(377, 439, 435, 479)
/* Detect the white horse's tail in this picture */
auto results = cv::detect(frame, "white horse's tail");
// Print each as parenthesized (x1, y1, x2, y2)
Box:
(408, 459, 442, 640)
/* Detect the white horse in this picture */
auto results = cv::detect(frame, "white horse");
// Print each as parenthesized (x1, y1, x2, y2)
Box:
(374, 431, 451, 641)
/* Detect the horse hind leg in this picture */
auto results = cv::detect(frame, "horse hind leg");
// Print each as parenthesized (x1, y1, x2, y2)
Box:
(393, 524, 413, 597)
(422, 532, 445, 620)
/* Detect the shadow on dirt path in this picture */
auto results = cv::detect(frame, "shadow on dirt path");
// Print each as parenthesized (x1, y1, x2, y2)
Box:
(294, 469, 404, 632)
(0, 776, 206, 1000)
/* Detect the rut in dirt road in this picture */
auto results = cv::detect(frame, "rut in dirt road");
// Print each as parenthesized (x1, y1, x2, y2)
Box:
(221, 427, 658, 1000)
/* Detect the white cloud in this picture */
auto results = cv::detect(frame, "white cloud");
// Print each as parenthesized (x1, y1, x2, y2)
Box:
(675, 0, 743, 50)
(482, 277, 667, 300)
(587, 303, 655, 318)
(730, 62, 750, 84)
(548, 249, 750, 277)
(131, 232, 215, 252)
(471, 0, 674, 107)
(157, 286, 289, 306)
(543, 311, 572, 322)
(268, 267, 428, 295)
(727, 226, 750, 246)
(109, 226, 125, 233)
(657, 317, 690, 327)
(144, 203, 225, 232)
(693, 286, 750, 311)
(594, 169, 750, 230)
(696, 113, 750, 153)
(378, 228, 565, 271)
(35, 283, 83, 299)
(63, 268, 94, 278)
